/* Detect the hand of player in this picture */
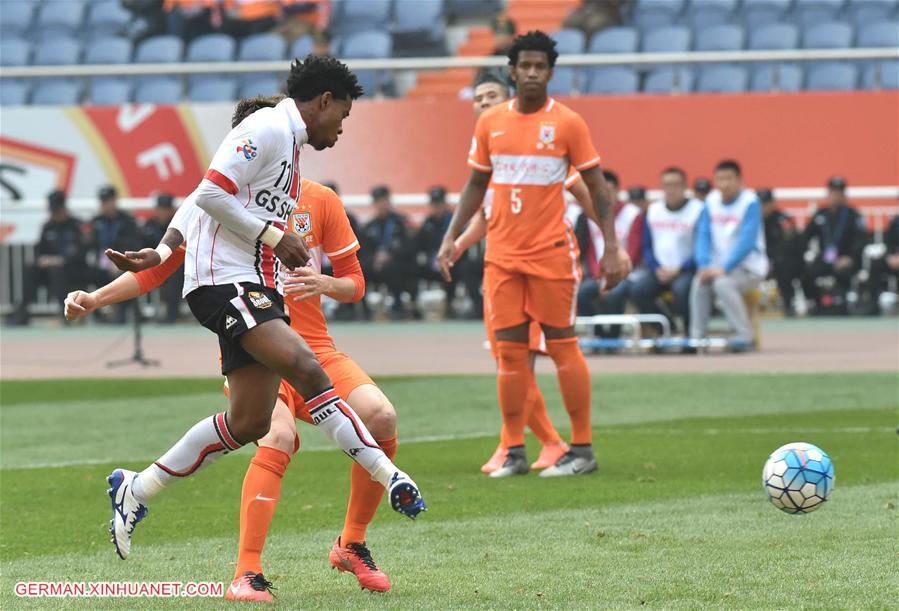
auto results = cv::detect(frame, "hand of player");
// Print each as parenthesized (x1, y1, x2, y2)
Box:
(283, 266, 333, 303)
(699, 267, 725, 284)
(451, 239, 467, 263)
(274, 231, 311, 270)
(105, 248, 161, 273)
(64, 290, 98, 320)
(601, 245, 631, 289)
(437, 238, 456, 282)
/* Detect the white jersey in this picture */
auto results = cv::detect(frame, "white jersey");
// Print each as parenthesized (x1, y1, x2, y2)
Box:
(584, 202, 641, 264)
(706, 188, 769, 277)
(645, 198, 704, 269)
(183, 98, 308, 296)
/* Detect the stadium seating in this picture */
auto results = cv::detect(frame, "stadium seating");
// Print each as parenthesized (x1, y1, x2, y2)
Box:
(445, 0, 501, 19)
(694, 24, 745, 52)
(135, 36, 184, 64)
(642, 26, 692, 53)
(644, 67, 695, 93)
(133, 77, 183, 104)
(697, 65, 748, 92)
(331, 0, 392, 36)
(847, 0, 898, 28)
(32, 38, 80, 66)
(686, 4, 734, 31)
(34, 1, 84, 39)
(802, 22, 854, 49)
(31, 80, 81, 105)
(188, 78, 238, 102)
(749, 24, 800, 50)
(585, 67, 640, 95)
(238, 75, 282, 99)
(548, 67, 578, 95)
(861, 61, 899, 89)
(553, 29, 586, 54)
(0, 38, 30, 66)
(857, 22, 899, 48)
(0, 2, 35, 37)
(794, 0, 845, 28)
(85, 1, 131, 38)
(186, 34, 236, 63)
(633, 0, 685, 33)
(750, 64, 804, 92)
(392, 0, 446, 57)
(589, 27, 639, 54)
(239, 33, 287, 62)
(1, 80, 29, 105)
(84, 37, 133, 65)
(342, 30, 393, 95)
(88, 79, 131, 106)
(805, 62, 859, 90)
(290, 36, 315, 59)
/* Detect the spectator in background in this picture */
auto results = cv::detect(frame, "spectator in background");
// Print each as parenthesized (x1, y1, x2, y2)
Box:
(161, 0, 217, 42)
(139, 193, 182, 323)
(492, 14, 517, 56)
(86, 185, 140, 323)
(799, 176, 865, 315)
(759, 188, 802, 317)
(628, 186, 648, 214)
(360, 185, 417, 320)
(223, 1, 282, 39)
(321, 181, 366, 321)
(563, 0, 626, 38)
(414, 186, 461, 318)
(865, 214, 899, 312)
(693, 177, 712, 201)
(7, 190, 87, 326)
(631, 167, 704, 335)
(690, 160, 768, 350)
(311, 27, 332, 56)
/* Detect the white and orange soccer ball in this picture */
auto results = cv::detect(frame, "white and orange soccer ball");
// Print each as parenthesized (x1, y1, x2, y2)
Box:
(762, 442, 835, 514)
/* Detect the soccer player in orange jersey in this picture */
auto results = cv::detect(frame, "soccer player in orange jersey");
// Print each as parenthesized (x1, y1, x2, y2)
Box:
(438, 31, 629, 477)
(453, 71, 599, 474)
(65, 97, 414, 599)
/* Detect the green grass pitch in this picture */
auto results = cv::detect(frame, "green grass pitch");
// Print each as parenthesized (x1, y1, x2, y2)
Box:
(1, 372, 897, 609)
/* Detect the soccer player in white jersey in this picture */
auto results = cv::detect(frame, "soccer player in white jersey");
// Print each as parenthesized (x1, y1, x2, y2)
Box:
(104, 56, 425, 562)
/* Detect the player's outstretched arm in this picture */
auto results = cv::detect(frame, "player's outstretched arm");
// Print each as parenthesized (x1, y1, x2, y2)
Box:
(106, 226, 185, 273)
(580, 166, 628, 289)
(452, 210, 487, 262)
(437, 169, 491, 280)
(64, 274, 142, 321)
(283, 253, 364, 303)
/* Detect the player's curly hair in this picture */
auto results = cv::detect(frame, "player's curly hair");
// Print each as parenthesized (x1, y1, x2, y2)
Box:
(507, 30, 559, 67)
(231, 94, 286, 128)
(286, 54, 364, 102)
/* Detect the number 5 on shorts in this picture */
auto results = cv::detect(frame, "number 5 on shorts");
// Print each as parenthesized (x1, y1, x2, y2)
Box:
(511, 188, 523, 214)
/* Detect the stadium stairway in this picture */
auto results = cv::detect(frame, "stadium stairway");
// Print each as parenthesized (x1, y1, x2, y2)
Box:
(407, 0, 579, 98)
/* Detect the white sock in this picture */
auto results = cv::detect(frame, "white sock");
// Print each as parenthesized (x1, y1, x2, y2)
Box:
(306, 388, 398, 488)
(131, 412, 242, 503)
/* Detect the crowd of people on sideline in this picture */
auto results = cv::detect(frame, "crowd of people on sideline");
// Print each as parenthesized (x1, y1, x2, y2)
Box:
(7, 165, 898, 330)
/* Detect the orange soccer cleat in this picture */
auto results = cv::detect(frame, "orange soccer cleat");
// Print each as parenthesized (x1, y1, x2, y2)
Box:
(480, 445, 506, 473)
(329, 538, 391, 592)
(225, 572, 274, 603)
(531, 441, 570, 470)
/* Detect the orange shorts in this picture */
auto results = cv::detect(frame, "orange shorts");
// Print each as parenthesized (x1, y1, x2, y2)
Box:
(483, 253, 581, 331)
(278, 350, 374, 424)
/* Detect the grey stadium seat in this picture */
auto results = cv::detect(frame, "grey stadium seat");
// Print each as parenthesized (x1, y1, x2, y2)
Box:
(802, 22, 854, 49)
(1, 80, 29, 105)
(186, 34, 236, 63)
(84, 37, 132, 65)
(0, 38, 30, 66)
(805, 62, 859, 90)
(862, 61, 899, 89)
(589, 27, 638, 54)
(794, 0, 845, 28)
(85, 1, 131, 37)
(749, 24, 800, 50)
(189, 78, 238, 102)
(342, 30, 392, 95)
(553, 28, 586, 54)
(32, 38, 81, 66)
(750, 64, 804, 92)
(392, 0, 446, 56)
(0, 2, 35, 37)
(290, 35, 314, 59)
(644, 67, 695, 93)
(548, 67, 578, 95)
(857, 22, 899, 48)
(641, 26, 692, 53)
(31, 80, 82, 105)
(332, 0, 391, 36)
(633, 0, 685, 33)
(35, 1, 84, 38)
(88, 79, 131, 106)
(239, 33, 287, 62)
(585, 67, 639, 95)
(847, 0, 897, 28)
(695, 24, 745, 52)
(738, 0, 792, 27)
(135, 36, 184, 63)
(697, 65, 748, 92)
(133, 77, 183, 104)
(238, 75, 281, 99)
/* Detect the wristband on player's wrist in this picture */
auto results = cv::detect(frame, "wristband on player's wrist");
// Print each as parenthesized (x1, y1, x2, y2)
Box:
(154, 244, 173, 263)
(260, 222, 285, 247)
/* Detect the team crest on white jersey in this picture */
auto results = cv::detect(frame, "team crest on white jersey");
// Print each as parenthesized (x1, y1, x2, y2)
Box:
(248, 291, 272, 309)
(292, 211, 312, 236)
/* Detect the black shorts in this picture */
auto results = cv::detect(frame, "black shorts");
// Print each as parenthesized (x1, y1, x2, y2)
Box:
(186, 282, 289, 375)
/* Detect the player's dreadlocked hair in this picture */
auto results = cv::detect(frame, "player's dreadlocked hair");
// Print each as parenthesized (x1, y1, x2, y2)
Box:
(286, 54, 365, 102)
(231, 94, 286, 128)
(507, 30, 559, 67)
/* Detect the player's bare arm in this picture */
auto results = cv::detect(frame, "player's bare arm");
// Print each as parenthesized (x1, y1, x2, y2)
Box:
(64, 273, 142, 320)
(581, 166, 628, 288)
(452, 210, 487, 262)
(106, 226, 185, 273)
(437, 169, 491, 281)
(283, 265, 356, 303)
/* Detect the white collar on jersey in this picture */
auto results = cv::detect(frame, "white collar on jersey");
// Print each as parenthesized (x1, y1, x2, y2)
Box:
(276, 98, 309, 145)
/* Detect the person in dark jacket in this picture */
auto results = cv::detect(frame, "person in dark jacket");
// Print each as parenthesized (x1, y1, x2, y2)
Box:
(759, 188, 803, 317)
(139, 193, 182, 323)
(414, 186, 461, 318)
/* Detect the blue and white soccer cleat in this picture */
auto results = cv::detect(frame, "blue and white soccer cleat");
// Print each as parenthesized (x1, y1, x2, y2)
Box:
(388, 471, 427, 519)
(107, 468, 148, 560)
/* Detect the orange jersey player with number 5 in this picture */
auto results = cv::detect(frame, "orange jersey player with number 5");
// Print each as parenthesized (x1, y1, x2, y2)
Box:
(438, 31, 630, 478)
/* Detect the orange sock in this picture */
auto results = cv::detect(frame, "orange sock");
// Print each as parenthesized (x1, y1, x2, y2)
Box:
(496, 341, 531, 448)
(545, 337, 592, 445)
(525, 372, 562, 446)
(235, 446, 291, 578)
(341, 436, 397, 545)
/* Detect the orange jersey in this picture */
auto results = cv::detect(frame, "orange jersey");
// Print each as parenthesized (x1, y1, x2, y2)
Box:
(468, 97, 600, 265)
(134, 179, 360, 354)
(285, 179, 361, 352)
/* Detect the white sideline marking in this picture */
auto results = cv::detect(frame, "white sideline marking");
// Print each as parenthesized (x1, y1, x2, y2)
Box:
(3, 427, 892, 470)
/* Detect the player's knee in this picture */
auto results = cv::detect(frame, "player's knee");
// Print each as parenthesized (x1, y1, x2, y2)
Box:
(260, 422, 297, 455)
(228, 410, 272, 444)
(366, 398, 396, 440)
(285, 348, 329, 393)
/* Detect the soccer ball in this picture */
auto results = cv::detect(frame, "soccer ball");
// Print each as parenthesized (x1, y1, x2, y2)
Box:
(762, 442, 835, 514)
